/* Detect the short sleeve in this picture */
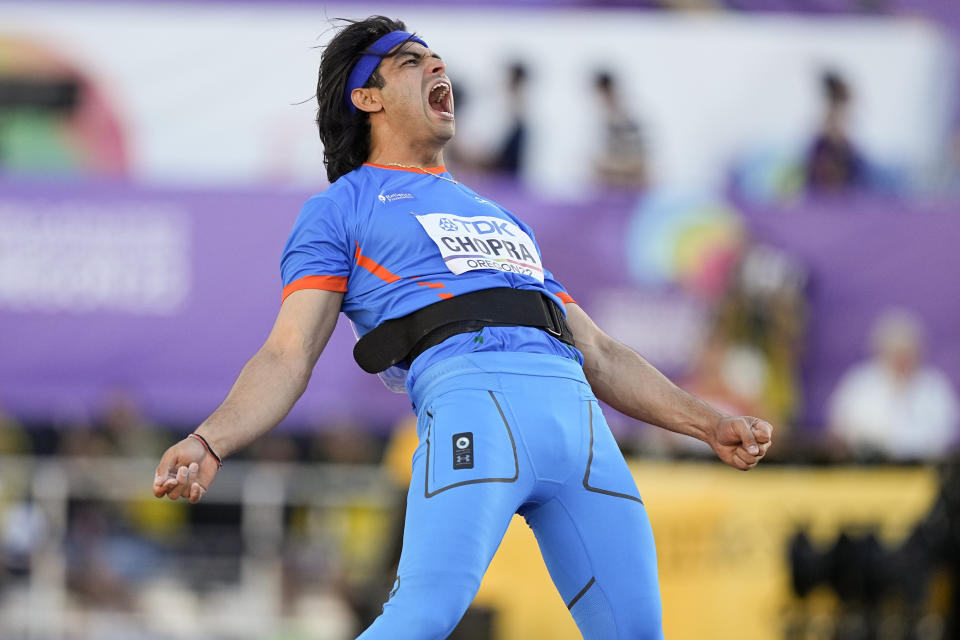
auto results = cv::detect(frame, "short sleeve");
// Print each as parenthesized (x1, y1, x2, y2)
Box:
(280, 195, 352, 302)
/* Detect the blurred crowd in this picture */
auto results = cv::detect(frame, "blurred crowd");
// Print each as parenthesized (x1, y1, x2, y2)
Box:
(0, 397, 399, 639)
(445, 59, 951, 199)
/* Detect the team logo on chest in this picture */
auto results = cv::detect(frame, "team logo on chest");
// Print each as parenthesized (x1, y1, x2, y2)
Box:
(414, 213, 544, 282)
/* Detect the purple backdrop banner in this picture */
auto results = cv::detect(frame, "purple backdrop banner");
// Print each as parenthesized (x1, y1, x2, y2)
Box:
(1, 179, 958, 432)
(741, 197, 960, 428)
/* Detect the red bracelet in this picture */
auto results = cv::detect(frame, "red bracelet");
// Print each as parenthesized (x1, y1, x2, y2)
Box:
(188, 433, 223, 468)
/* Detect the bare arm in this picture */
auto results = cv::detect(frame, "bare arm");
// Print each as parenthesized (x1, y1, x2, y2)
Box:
(193, 289, 342, 456)
(153, 289, 342, 501)
(565, 303, 772, 470)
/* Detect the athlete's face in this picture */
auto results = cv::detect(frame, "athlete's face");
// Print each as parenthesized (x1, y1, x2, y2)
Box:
(372, 41, 455, 147)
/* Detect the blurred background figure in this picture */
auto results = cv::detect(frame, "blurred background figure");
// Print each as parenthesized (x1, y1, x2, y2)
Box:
(447, 61, 531, 181)
(827, 308, 960, 462)
(682, 325, 770, 422)
(648, 240, 807, 458)
(804, 70, 867, 195)
(489, 62, 529, 178)
(95, 390, 165, 459)
(592, 69, 648, 190)
(712, 243, 808, 432)
(0, 402, 30, 457)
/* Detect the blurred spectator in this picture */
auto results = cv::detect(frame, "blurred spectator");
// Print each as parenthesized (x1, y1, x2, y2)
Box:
(630, 240, 807, 459)
(637, 325, 770, 459)
(49, 393, 174, 609)
(804, 70, 867, 194)
(489, 62, 529, 177)
(346, 416, 416, 628)
(592, 70, 648, 189)
(97, 390, 165, 458)
(0, 402, 30, 455)
(690, 242, 808, 435)
(682, 326, 770, 422)
(65, 500, 151, 611)
(729, 243, 808, 430)
(1, 501, 46, 578)
(249, 431, 302, 464)
(827, 308, 960, 462)
(56, 390, 164, 459)
(447, 62, 530, 180)
(0, 405, 41, 580)
(309, 418, 382, 465)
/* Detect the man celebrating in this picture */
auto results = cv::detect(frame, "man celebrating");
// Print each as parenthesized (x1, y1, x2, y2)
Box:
(153, 16, 772, 639)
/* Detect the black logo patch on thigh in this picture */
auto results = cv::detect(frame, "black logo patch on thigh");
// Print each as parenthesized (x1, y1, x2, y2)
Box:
(452, 432, 474, 470)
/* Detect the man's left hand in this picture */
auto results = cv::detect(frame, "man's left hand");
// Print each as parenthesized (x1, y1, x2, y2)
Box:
(708, 416, 773, 471)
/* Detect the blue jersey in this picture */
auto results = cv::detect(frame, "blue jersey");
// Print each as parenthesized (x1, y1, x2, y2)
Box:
(280, 163, 581, 390)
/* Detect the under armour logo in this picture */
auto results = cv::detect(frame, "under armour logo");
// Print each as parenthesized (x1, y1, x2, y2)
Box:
(452, 431, 474, 470)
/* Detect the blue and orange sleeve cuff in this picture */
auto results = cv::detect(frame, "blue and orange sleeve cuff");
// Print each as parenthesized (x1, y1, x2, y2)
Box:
(555, 291, 576, 305)
(282, 275, 348, 303)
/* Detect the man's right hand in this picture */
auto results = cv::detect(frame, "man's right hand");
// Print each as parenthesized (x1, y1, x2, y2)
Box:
(153, 436, 221, 503)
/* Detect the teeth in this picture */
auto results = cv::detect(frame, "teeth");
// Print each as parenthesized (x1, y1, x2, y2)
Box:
(431, 82, 450, 104)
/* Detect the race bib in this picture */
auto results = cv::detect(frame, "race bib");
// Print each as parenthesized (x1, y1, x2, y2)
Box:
(415, 213, 544, 282)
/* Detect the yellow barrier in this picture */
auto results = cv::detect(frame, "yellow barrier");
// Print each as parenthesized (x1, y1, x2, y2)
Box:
(473, 461, 939, 640)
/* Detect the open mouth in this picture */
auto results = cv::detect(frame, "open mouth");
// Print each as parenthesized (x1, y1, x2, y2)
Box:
(428, 80, 454, 120)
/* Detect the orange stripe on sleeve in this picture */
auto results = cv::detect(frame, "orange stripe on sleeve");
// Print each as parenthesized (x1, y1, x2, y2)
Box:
(282, 275, 348, 302)
(355, 243, 401, 283)
(437, 293, 454, 299)
(555, 291, 576, 305)
(417, 282, 446, 289)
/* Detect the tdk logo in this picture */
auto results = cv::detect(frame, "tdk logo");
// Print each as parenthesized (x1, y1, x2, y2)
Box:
(378, 191, 414, 204)
(433, 216, 516, 237)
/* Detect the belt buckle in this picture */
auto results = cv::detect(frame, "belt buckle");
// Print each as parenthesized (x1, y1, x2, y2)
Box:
(542, 295, 563, 338)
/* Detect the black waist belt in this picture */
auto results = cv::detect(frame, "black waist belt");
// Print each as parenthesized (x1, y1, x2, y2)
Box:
(353, 287, 576, 374)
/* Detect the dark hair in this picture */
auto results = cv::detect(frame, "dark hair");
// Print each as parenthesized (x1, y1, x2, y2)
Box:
(593, 70, 615, 94)
(507, 62, 528, 92)
(821, 70, 850, 105)
(316, 16, 414, 183)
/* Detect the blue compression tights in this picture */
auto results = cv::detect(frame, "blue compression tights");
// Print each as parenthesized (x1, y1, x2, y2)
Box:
(357, 353, 664, 640)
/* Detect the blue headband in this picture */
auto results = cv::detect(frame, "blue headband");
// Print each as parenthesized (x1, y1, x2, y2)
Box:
(345, 31, 428, 113)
